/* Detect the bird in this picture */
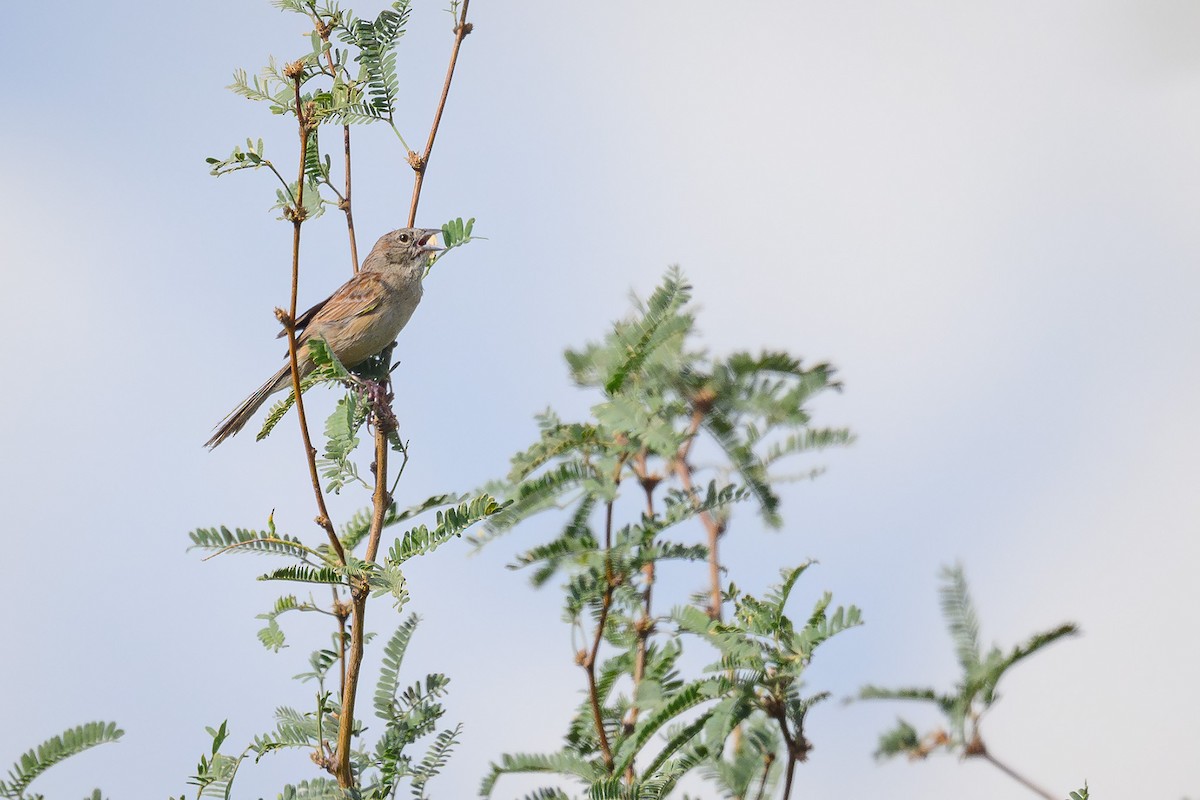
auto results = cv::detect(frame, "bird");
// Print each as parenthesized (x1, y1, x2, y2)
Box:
(205, 227, 442, 449)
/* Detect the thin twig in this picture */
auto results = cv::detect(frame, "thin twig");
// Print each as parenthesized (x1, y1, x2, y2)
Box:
(333, 587, 347, 696)
(676, 400, 749, 757)
(314, 682, 341, 774)
(584, 585, 615, 771)
(673, 407, 723, 620)
(284, 73, 347, 566)
(388, 437, 411, 496)
(979, 751, 1057, 800)
(313, 19, 360, 274)
(771, 707, 798, 800)
(406, 0, 472, 226)
(753, 753, 776, 800)
(262, 161, 298, 206)
(623, 451, 658, 781)
(584, 484, 618, 772)
(341, 124, 359, 272)
(200, 536, 323, 562)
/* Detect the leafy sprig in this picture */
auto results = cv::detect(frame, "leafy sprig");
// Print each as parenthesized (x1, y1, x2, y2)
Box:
(0, 722, 123, 799)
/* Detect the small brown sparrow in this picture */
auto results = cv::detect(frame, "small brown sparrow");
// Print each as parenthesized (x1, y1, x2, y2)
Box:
(205, 227, 442, 448)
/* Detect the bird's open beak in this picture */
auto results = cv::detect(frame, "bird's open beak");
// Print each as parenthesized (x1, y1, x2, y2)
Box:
(419, 228, 444, 252)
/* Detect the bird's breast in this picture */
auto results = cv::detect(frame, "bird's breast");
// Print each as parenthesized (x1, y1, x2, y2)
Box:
(327, 280, 423, 367)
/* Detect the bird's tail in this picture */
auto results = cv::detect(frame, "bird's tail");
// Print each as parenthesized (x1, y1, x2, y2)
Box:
(205, 364, 294, 449)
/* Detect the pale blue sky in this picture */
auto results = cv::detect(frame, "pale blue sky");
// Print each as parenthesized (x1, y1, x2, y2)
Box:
(2, 2, 1198, 798)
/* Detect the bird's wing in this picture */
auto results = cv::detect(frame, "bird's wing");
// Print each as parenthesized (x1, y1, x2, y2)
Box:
(298, 271, 389, 337)
(276, 271, 387, 341)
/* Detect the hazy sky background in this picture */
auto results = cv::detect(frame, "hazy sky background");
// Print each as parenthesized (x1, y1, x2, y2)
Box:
(2, 1, 1198, 798)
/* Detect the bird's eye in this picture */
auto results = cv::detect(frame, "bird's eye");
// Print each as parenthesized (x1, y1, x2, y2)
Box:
(399, 233, 411, 244)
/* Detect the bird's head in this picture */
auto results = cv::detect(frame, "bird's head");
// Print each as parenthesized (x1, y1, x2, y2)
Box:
(364, 227, 444, 272)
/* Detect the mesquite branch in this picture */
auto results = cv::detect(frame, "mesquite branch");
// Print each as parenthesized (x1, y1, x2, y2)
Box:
(329, 3, 474, 786)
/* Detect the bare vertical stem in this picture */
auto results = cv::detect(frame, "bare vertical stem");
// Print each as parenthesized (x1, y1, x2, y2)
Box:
(406, 0, 472, 226)
(336, 588, 367, 786)
(336, 390, 395, 787)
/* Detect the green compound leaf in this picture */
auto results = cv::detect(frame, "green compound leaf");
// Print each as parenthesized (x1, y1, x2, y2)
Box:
(0, 722, 123, 797)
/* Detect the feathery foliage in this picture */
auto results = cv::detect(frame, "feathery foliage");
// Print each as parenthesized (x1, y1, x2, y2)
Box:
(409, 724, 462, 800)
(0, 723, 123, 799)
(940, 563, 983, 674)
(256, 595, 324, 652)
(188, 524, 315, 561)
(257, 371, 326, 441)
(320, 393, 366, 493)
(479, 270, 855, 798)
(374, 614, 421, 721)
(339, 493, 460, 553)
(426, 217, 482, 276)
(338, 2, 410, 120)
(259, 564, 345, 586)
(276, 779, 352, 800)
(858, 563, 1080, 788)
(871, 719, 923, 760)
(385, 494, 506, 566)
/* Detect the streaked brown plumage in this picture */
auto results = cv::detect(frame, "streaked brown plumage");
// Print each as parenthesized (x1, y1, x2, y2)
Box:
(205, 227, 441, 448)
